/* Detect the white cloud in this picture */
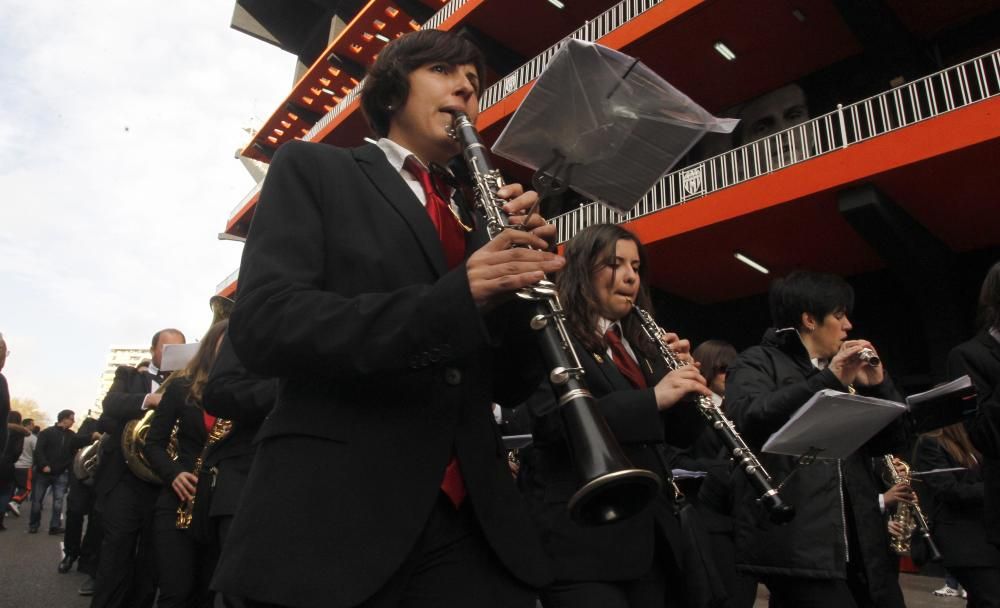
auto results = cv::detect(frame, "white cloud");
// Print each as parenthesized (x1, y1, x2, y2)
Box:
(0, 1, 294, 422)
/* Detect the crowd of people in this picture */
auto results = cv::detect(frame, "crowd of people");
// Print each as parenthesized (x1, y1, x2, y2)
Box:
(1, 28, 998, 608)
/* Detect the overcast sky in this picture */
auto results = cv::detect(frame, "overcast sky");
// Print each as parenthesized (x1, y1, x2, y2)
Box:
(0, 1, 295, 423)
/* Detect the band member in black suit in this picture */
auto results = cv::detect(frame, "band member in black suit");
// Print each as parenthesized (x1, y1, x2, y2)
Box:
(143, 320, 229, 608)
(913, 423, 1000, 607)
(202, 333, 277, 566)
(725, 272, 907, 608)
(92, 328, 185, 608)
(61, 416, 103, 579)
(519, 223, 711, 608)
(947, 260, 1000, 548)
(212, 30, 562, 608)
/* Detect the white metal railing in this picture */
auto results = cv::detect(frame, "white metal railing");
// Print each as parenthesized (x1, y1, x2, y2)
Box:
(480, 0, 662, 109)
(230, 182, 264, 220)
(551, 48, 1000, 243)
(216, 268, 239, 293)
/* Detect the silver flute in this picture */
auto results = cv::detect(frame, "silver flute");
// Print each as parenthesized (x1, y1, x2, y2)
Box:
(448, 111, 661, 526)
(631, 305, 795, 523)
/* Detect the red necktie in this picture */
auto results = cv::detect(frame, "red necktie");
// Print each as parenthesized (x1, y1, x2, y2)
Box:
(605, 326, 648, 389)
(404, 156, 466, 270)
(203, 411, 217, 433)
(404, 156, 467, 508)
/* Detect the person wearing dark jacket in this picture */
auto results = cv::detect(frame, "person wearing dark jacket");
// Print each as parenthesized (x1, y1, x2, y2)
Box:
(202, 333, 277, 557)
(92, 327, 185, 608)
(519, 224, 713, 608)
(726, 271, 908, 608)
(144, 320, 229, 608)
(1, 410, 30, 530)
(30, 409, 86, 534)
(0, 333, 9, 456)
(946, 259, 1000, 548)
(213, 30, 559, 608)
(913, 423, 1000, 607)
(61, 416, 104, 582)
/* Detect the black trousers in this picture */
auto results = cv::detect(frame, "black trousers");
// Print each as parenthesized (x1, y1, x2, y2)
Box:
(153, 503, 216, 608)
(65, 476, 102, 575)
(762, 576, 860, 608)
(238, 493, 536, 608)
(539, 537, 674, 608)
(91, 476, 158, 608)
(951, 566, 1000, 608)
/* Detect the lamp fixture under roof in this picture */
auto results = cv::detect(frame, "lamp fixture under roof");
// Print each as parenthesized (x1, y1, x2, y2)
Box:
(713, 41, 736, 61)
(734, 252, 769, 274)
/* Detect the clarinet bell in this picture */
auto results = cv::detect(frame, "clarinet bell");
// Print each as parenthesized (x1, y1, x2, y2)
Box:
(562, 398, 662, 526)
(762, 493, 796, 524)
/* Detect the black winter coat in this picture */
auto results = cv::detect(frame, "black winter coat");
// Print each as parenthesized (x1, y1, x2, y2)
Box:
(726, 328, 907, 607)
(34, 425, 81, 476)
(913, 436, 1000, 568)
(946, 331, 1000, 546)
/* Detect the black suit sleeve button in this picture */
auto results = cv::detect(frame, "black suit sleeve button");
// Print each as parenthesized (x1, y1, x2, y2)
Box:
(444, 367, 462, 386)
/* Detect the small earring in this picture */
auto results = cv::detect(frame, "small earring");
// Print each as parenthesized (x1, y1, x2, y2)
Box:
(386, 104, 394, 111)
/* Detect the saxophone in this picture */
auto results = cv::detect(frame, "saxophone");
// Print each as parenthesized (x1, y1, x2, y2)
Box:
(176, 417, 233, 529)
(631, 305, 795, 523)
(449, 111, 661, 526)
(884, 454, 940, 561)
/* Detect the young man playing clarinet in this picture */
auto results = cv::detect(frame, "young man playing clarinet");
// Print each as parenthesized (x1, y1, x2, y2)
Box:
(212, 30, 561, 608)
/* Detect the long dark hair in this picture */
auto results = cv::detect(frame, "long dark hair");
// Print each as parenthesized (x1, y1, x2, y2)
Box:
(925, 422, 981, 469)
(977, 260, 1000, 331)
(177, 320, 228, 407)
(557, 224, 657, 359)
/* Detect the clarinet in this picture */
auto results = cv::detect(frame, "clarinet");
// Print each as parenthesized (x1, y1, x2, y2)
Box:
(631, 305, 796, 524)
(448, 111, 660, 526)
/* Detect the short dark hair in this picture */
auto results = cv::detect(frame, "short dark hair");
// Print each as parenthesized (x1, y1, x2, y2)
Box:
(977, 260, 1000, 331)
(150, 328, 185, 350)
(360, 29, 486, 138)
(7, 410, 21, 424)
(22, 418, 33, 427)
(57, 409, 75, 423)
(769, 271, 854, 329)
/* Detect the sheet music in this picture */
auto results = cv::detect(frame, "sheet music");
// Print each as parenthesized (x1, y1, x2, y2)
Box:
(762, 389, 906, 459)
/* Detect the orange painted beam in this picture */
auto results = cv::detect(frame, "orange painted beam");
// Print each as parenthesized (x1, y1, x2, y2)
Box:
(624, 95, 1000, 244)
(217, 280, 238, 299)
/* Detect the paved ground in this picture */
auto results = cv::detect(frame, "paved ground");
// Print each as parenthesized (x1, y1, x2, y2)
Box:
(0, 506, 970, 608)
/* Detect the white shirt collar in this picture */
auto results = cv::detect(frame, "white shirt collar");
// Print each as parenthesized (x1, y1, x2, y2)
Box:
(375, 137, 415, 173)
(148, 362, 161, 376)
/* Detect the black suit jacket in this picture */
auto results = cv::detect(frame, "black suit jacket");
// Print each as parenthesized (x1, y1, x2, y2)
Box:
(519, 333, 702, 581)
(947, 330, 1000, 546)
(913, 436, 1000, 568)
(213, 141, 550, 607)
(143, 378, 208, 512)
(95, 365, 157, 508)
(202, 334, 277, 517)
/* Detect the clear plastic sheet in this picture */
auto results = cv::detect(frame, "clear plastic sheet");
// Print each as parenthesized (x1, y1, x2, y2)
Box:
(492, 39, 739, 212)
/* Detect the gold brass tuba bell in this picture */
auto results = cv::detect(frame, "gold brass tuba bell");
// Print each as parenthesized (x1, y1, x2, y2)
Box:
(121, 296, 235, 484)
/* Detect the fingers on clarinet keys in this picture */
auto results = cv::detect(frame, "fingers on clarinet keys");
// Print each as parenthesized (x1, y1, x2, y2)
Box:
(858, 347, 880, 366)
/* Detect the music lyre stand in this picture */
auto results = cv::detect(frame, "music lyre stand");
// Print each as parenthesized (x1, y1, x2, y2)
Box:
(492, 39, 739, 215)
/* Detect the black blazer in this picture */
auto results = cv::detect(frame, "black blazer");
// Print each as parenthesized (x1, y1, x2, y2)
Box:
(913, 436, 1000, 568)
(202, 334, 277, 517)
(947, 331, 1000, 546)
(213, 141, 550, 608)
(143, 378, 208, 512)
(519, 333, 703, 581)
(95, 365, 156, 507)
